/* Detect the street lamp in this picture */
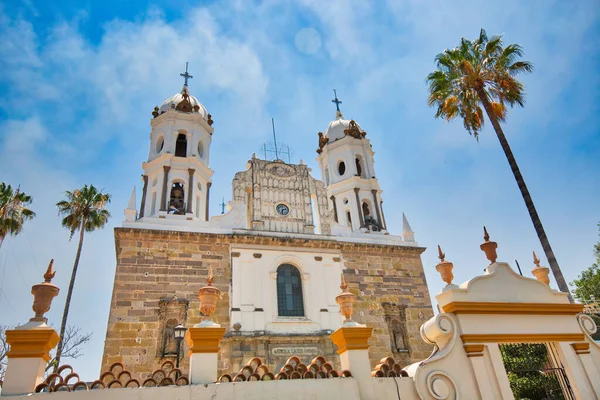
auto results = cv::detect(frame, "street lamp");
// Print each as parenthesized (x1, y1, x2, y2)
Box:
(174, 324, 187, 370)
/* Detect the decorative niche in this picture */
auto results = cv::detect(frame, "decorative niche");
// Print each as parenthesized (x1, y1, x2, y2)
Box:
(157, 296, 189, 358)
(382, 302, 409, 354)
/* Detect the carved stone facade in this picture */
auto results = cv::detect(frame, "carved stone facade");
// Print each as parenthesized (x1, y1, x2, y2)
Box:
(101, 228, 433, 378)
(231, 158, 331, 234)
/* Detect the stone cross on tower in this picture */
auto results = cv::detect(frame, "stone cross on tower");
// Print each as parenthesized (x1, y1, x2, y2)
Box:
(180, 62, 193, 86)
(331, 89, 342, 112)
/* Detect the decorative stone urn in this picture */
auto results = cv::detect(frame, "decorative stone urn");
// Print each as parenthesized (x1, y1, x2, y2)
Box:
(30, 260, 60, 322)
(480, 226, 498, 264)
(435, 245, 454, 286)
(336, 274, 357, 326)
(198, 267, 220, 326)
(531, 251, 550, 285)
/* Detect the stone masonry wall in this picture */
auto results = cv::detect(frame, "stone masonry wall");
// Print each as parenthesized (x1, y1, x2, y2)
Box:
(101, 227, 433, 379)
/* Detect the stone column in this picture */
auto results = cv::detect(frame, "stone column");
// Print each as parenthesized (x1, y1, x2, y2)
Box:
(205, 182, 212, 221)
(187, 169, 194, 214)
(330, 195, 338, 223)
(353, 188, 364, 228)
(371, 190, 383, 228)
(139, 175, 148, 218)
(185, 326, 227, 384)
(464, 344, 496, 399)
(330, 326, 374, 400)
(160, 166, 170, 211)
(379, 200, 387, 230)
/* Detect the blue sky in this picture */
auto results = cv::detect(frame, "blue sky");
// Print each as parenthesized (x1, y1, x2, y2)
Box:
(1, 0, 599, 380)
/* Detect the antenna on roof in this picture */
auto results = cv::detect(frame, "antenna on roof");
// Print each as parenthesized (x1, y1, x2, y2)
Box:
(261, 118, 293, 163)
(515, 259, 523, 276)
(271, 118, 279, 160)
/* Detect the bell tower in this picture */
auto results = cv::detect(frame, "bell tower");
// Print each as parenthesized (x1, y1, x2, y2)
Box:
(316, 91, 387, 233)
(137, 64, 215, 222)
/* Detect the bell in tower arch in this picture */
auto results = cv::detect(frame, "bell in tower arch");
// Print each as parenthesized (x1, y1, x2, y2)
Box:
(169, 183, 185, 215)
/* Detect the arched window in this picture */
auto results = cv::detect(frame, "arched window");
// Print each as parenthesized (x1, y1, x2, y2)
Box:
(175, 133, 187, 157)
(276, 264, 304, 317)
(197, 140, 204, 158)
(355, 157, 363, 177)
(338, 161, 346, 176)
(156, 136, 165, 154)
(362, 202, 371, 218)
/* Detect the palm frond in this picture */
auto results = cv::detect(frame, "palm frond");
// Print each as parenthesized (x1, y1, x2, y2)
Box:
(426, 28, 533, 135)
(56, 184, 112, 239)
(0, 182, 36, 239)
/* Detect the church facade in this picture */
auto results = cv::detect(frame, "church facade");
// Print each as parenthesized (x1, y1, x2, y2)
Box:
(101, 76, 434, 377)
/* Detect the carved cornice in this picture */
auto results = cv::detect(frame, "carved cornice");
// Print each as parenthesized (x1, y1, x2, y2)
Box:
(329, 326, 373, 354)
(461, 333, 585, 343)
(186, 327, 227, 354)
(463, 344, 485, 357)
(571, 342, 590, 355)
(442, 301, 583, 315)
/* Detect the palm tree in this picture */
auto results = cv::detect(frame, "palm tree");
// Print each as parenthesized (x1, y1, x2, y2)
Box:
(426, 29, 570, 299)
(55, 184, 111, 370)
(0, 182, 36, 249)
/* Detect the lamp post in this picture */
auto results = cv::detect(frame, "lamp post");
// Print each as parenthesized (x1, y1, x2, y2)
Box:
(174, 324, 187, 371)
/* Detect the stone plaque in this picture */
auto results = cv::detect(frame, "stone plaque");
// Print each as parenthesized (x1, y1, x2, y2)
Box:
(271, 347, 319, 357)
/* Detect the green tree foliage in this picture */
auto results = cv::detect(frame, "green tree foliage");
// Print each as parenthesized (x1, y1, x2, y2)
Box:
(570, 223, 600, 302)
(54, 184, 111, 371)
(570, 223, 600, 340)
(501, 343, 565, 400)
(0, 182, 36, 249)
(426, 29, 571, 300)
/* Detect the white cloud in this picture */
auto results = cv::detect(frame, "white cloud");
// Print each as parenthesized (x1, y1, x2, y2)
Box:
(0, 0, 598, 383)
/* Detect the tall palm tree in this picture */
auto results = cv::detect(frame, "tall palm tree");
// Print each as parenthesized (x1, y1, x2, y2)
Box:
(426, 29, 570, 298)
(0, 182, 36, 249)
(54, 184, 111, 370)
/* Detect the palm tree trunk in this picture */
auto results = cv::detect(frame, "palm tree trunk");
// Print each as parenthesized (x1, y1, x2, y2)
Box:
(0, 235, 4, 250)
(476, 89, 572, 302)
(54, 221, 86, 372)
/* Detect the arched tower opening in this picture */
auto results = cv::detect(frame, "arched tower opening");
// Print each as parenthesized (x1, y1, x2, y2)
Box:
(175, 133, 187, 157)
(169, 182, 185, 214)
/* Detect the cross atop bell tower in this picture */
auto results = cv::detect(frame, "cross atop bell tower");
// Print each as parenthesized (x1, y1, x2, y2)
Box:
(331, 89, 343, 119)
(180, 62, 193, 86)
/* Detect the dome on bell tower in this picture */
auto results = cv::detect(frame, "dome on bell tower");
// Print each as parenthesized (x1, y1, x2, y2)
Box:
(158, 85, 208, 119)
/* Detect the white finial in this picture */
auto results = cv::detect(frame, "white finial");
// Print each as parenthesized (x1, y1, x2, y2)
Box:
(124, 186, 137, 222)
(127, 186, 136, 210)
(402, 213, 415, 242)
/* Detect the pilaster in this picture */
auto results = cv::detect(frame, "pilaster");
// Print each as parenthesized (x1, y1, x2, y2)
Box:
(160, 165, 170, 211)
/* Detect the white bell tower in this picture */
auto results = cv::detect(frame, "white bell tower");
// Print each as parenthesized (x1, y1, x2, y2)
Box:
(137, 65, 215, 222)
(316, 92, 387, 233)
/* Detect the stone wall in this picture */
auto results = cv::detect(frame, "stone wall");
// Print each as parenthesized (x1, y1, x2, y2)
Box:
(101, 227, 433, 378)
